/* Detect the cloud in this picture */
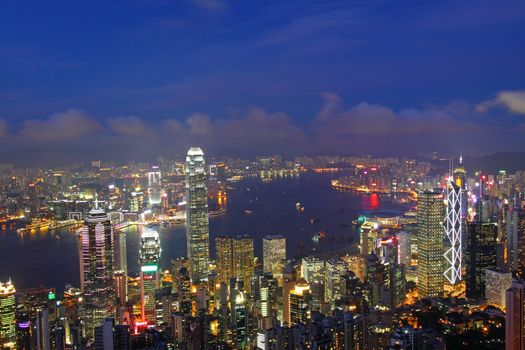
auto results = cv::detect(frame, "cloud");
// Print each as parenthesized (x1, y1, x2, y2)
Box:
(107, 116, 148, 135)
(477, 90, 525, 114)
(190, 0, 226, 12)
(19, 109, 100, 141)
(1, 90, 524, 165)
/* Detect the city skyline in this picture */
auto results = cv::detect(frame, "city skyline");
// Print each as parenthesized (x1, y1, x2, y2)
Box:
(0, 0, 523, 348)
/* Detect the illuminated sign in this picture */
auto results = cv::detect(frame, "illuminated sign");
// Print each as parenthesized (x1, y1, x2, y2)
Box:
(141, 265, 158, 272)
(19, 322, 30, 329)
(48, 292, 55, 300)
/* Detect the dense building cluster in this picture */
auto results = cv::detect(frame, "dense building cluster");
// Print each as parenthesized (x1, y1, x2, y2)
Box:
(2, 151, 525, 349)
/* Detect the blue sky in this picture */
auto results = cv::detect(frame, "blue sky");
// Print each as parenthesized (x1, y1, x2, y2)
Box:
(1, 0, 525, 164)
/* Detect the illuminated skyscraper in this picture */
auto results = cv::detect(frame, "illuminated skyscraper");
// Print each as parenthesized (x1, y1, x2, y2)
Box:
(215, 236, 235, 284)
(79, 199, 115, 334)
(506, 280, 525, 350)
(507, 209, 525, 277)
(289, 278, 311, 326)
(147, 167, 162, 206)
(325, 257, 347, 308)
(113, 231, 127, 306)
(485, 268, 512, 310)
(233, 236, 255, 292)
(233, 284, 248, 349)
(465, 221, 497, 299)
(215, 235, 255, 291)
(0, 280, 16, 349)
(263, 235, 286, 284)
(139, 229, 161, 324)
(417, 191, 444, 298)
(185, 147, 210, 282)
(444, 178, 462, 285)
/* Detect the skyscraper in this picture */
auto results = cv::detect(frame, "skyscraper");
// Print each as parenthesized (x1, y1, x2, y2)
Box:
(289, 278, 311, 326)
(185, 147, 210, 282)
(444, 178, 462, 285)
(139, 229, 161, 324)
(507, 208, 525, 277)
(147, 166, 162, 206)
(506, 279, 525, 350)
(465, 221, 498, 299)
(233, 236, 255, 292)
(113, 231, 128, 306)
(417, 191, 444, 298)
(79, 200, 115, 334)
(0, 280, 16, 349)
(215, 236, 235, 284)
(263, 235, 286, 284)
(215, 235, 255, 292)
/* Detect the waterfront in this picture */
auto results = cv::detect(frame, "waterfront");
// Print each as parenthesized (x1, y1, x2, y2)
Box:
(0, 172, 397, 293)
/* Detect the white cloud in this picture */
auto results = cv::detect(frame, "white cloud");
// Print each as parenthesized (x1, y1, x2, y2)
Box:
(477, 90, 525, 114)
(19, 109, 99, 141)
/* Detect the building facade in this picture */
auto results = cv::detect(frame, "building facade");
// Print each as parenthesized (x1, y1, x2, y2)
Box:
(185, 147, 210, 282)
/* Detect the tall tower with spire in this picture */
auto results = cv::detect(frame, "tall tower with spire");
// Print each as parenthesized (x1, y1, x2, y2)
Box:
(79, 195, 115, 337)
(185, 147, 210, 282)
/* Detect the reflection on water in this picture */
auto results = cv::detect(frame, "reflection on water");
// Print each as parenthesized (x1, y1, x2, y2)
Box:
(0, 173, 393, 294)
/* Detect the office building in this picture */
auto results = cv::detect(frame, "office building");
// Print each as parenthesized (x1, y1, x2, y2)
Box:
(417, 191, 444, 298)
(507, 209, 525, 277)
(185, 147, 210, 282)
(114, 231, 128, 306)
(139, 229, 161, 323)
(0, 280, 16, 349)
(215, 235, 255, 292)
(325, 257, 347, 307)
(486, 268, 512, 310)
(147, 166, 162, 206)
(506, 279, 525, 350)
(289, 279, 311, 325)
(79, 199, 115, 334)
(465, 222, 498, 299)
(444, 178, 462, 285)
(263, 235, 286, 284)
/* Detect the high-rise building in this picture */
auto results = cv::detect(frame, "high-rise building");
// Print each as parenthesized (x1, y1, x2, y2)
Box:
(485, 268, 512, 310)
(233, 236, 255, 292)
(139, 229, 161, 323)
(506, 279, 525, 350)
(417, 191, 444, 298)
(0, 280, 16, 349)
(79, 200, 115, 334)
(289, 279, 311, 326)
(147, 167, 162, 206)
(325, 257, 347, 308)
(94, 318, 130, 350)
(215, 236, 234, 284)
(507, 209, 525, 277)
(215, 235, 255, 292)
(263, 235, 286, 284)
(301, 256, 325, 285)
(444, 179, 462, 285)
(114, 231, 127, 307)
(234, 285, 248, 349)
(396, 231, 411, 266)
(465, 222, 498, 299)
(185, 147, 210, 282)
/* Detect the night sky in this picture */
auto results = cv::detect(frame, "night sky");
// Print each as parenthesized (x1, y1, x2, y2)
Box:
(1, 0, 525, 165)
